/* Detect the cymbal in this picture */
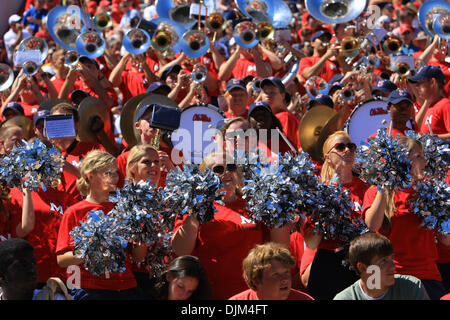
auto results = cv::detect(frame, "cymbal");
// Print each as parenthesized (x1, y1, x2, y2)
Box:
(298, 105, 338, 163)
(38, 98, 71, 112)
(2, 115, 34, 140)
(77, 97, 109, 142)
(315, 112, 341, 163)
(121, 93, 178, 148)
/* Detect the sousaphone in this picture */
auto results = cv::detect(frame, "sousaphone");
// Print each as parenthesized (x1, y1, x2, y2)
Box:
(298, 105, 340, 163)
(120, 93, 179, 148)
(77, 97, 110, 143)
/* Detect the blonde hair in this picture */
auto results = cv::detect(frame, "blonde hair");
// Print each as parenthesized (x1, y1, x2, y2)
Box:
(382, 137, 423, 234)
(320, 131, 351, 185)
(76, 150, 116, 196)
(126, 144, 159, 184)
(242, 242, 296, 290)
(199, 151, 244, 197)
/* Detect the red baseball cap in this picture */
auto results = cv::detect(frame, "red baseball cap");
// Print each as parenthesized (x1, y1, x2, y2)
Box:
(400, 24, 413, 34)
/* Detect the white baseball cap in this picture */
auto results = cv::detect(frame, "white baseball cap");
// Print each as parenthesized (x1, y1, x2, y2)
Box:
(8, 14, 21, 25)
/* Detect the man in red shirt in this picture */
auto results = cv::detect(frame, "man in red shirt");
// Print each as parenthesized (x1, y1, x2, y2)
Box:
(260, 77, 300, 151)
(229, 242, 314, 300)
(409, 66, 450, 140)
(299, 30, 347, 83)
(223, 79, 249, 119)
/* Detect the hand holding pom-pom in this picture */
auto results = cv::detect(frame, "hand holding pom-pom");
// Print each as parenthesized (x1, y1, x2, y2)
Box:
(70, 210, 128, 278)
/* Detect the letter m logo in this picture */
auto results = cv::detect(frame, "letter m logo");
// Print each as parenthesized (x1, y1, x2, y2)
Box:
(50, 203, 64, 216)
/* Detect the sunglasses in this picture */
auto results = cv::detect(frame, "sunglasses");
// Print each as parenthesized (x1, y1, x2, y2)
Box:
(212, 164, 238, 174)
(331, 142, 357, 152)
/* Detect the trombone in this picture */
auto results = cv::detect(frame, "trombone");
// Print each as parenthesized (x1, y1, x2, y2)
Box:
(383, 35, 403, 55)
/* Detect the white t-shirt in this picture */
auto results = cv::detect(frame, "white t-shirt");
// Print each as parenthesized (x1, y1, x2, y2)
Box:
(3, 28, 32, 63)
(143, 5, 157, 20)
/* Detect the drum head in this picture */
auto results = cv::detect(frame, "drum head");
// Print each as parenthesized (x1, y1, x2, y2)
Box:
(172, 104, 224, 164)
(344, 99, 390, 146)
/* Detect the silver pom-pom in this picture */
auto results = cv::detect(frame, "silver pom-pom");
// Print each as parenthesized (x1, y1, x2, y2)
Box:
(163, 164, 225, 224)
(0, 139, 63, 191)
(405, 131, 450, 180)
(70, 210, 128, 278)
(108, 180, 176, 247)
(408, 179, 450, 236)
(354, 127, 413, 191)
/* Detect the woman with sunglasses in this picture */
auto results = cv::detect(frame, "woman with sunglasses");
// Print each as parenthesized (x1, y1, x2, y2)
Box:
(363, 137, 450, 300)
(125, 144, 161, 297)
(171, 151, 290, 299)
(301, 131, 370, 300)
(56, 150, 147, 300)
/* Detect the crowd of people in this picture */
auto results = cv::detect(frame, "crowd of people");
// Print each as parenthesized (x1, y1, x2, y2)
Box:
(0, 0, 449, 301)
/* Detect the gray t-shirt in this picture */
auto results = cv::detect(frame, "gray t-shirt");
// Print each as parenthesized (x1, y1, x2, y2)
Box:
(334, 274, 427, 300)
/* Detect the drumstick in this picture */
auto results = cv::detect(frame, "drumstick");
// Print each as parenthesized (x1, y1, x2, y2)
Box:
(276, 128, 298, 155)
(426, 118, 433, 135)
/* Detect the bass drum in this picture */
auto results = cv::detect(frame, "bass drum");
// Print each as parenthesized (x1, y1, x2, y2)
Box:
(344, 98, 390, 146)
(171, 104, 225, 164)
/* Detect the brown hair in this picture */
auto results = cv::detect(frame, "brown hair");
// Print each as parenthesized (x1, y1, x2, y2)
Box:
(242, 242, 296, 290)
(50, 102, 79, 122)
(348, 232, 393, 275)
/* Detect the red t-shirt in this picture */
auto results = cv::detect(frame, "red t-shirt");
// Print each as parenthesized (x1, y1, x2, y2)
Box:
(231, 56, 270, 80)
(20, 101, 39, 120)
(224, 108, 248, 119)
(299, 56, 340, 83)
(419, 97, 450, 135)
(368, 127, 410, 140)
(362, 186, 442, 281)
(289, 231, 304, 276)
(51, 76, 66, 94)
(275, 111, 301, 151)
(173, 197, 270, 300)
(60, 141, 103, 199)
(228, 288, 314, 300)
(56, 200, 137, 290)
(7, 185, 79, 283)
(303, 177, 369, 251)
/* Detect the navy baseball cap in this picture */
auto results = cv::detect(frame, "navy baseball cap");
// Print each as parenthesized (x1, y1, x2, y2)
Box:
(408, 65, 445, 85)
(308, 94, 334, 110)
(372, 79, 397, 95)
(33, 109, 50, 125)
(248, 101, 273, 117)
(135, 103, 156, 122)
(161, 64, 182, 81)
(311, 30, 332, 42)
(147, 82, 171, 94)
(387, 89, 413, 105)
(226, 78, 247, 92)
(260, 77, 286, 93)
(2, 102, 24, 116)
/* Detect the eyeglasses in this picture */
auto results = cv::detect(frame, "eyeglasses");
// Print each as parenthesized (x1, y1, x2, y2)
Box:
(101, 170, 119, 178)
(212, 164, 238, 174)
(330, 142, 357, 153)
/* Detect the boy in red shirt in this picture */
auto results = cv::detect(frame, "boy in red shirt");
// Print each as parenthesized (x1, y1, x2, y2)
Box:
(229, 242, 314, 300)
(408, 66, 450, 140)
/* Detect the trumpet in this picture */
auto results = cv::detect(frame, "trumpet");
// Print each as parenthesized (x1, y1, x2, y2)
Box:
(333, 36, 361, 58)
(93, 12, 112, 30)
(383, 35, 403, 55)
(180, 29, 209, 58)
(65, 50, 79, 67)
(0, 64, 14, 92)
(191, 63, 208, 83)
(340, 86, 355, 101)
(233, 21, 260, 48)
(396, 62, 411, 77)
(151, 22, 179, 51)
(207, 12, 226, 33)
(23, 61, 39, 76)
(258, 22, 274, 42)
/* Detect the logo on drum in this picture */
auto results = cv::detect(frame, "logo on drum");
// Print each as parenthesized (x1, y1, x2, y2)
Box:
(370, 108, 388, 116)
(193, 114, 212, 122)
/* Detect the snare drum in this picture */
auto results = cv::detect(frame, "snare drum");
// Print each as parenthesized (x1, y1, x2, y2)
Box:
(344, 99, 390, 146)
(171, 104, 225, 164)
